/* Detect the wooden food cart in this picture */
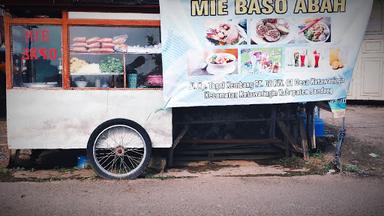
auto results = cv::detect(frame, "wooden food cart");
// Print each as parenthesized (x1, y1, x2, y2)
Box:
(4, 11, 173, 179)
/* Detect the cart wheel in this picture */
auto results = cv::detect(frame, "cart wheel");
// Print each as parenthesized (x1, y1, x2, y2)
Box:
(87, 119, 151, 179)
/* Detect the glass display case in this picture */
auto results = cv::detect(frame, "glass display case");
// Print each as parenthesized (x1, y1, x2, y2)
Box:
(6, 12, 162, 90)
(11, 25, 62, 88)
(69, 26, 162, 88)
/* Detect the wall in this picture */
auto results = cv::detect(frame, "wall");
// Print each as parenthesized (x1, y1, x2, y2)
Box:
(348, 0, 384, 100)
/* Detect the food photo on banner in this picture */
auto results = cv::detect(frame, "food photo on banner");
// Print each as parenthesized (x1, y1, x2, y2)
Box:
(159, 0, 373, 108)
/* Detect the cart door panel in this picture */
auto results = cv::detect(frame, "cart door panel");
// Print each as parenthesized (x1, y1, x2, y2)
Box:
(7, 89, 109, 149)
(7, 89, 172, 149)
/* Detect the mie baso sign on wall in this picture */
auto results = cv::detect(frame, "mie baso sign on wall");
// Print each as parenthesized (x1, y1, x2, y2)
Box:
(160, 0, 373, 107)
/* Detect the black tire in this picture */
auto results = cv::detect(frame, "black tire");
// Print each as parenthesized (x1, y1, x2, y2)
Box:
(87, 118, 151, 179)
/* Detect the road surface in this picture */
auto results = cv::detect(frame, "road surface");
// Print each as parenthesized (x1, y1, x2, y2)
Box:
(1, 175, 383, 216)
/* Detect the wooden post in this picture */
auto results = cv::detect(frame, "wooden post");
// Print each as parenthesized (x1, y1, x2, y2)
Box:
(284, 136, 290, 157)
(62, 11, 70, 89)
(306, 104, 317, 149)
(277, 121, 302, 154)
(4, 13, 12, 89)
(293, 118, 299, 150)
(269, 106, 277, 138)
(299, 116, 309, 160)
(311, 107, 317, 150)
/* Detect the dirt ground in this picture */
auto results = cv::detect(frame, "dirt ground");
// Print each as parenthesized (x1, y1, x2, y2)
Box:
(0, 105, 383, 181)
(321, 105, 384, 176)
(1, 105, 383, 216)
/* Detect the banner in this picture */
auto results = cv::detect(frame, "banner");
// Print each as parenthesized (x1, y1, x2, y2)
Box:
(160, 0, 373, 107)
(329, 97, 347, 118)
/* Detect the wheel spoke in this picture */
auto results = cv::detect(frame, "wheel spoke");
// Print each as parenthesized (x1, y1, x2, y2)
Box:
(126, 154, 141, 166)
(103, 154, 116, 172)
(119, 128, 128, 146)
(110, 129, 122, 147)
(129, 155, 143, 161)
(97, 151, 115, 167)
(131, 156, 141, 165)
(109, 155, 118, 173)
(95, 135, 114, 149)
(124, 154, 138, 169)
(96, 151, 114, 162)
(118, 157, 124, 174)
(107, 129, 119, 147)
(98, 157, 110, 168)
(121, 158, 131, 172)
(126, 148, 144, 156)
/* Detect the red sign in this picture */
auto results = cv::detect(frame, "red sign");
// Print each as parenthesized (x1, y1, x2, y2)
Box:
(21, 29, 58, 61)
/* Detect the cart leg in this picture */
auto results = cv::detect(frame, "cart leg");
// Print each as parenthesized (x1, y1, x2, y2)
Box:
(284, 136, 291, 157)
(306, 103, 316, 150)
(299, 116, 309, 160)
(269, 106, 277, 139)
(333, 117, 346, 172)
(0, 146, 11, 168)
(167, 125, 189, 168)
(168, 148, 174, 168)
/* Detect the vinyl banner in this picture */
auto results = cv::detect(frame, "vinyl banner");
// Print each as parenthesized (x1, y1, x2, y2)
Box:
(160, 0, 373, 107)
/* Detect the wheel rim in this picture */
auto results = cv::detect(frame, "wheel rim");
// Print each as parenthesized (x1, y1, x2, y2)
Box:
(92, 124, 147, 178)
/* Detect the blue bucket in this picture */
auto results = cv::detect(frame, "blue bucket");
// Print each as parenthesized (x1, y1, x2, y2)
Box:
(301, 114, 325, 137)
(77, 156, 88, 169)
(315, 118, 325, 137)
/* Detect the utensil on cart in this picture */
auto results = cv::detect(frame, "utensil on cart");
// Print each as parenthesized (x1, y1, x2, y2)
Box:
(299, 18, 323, 34)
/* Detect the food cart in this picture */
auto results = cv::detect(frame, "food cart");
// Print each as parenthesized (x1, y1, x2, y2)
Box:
(3, 0, 373, 179)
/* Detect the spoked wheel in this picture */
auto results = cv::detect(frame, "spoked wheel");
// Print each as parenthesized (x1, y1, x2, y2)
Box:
(87, 119, 151, 179)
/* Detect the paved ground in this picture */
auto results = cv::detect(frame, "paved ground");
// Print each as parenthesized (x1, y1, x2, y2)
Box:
(0, 175, 383, 216)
